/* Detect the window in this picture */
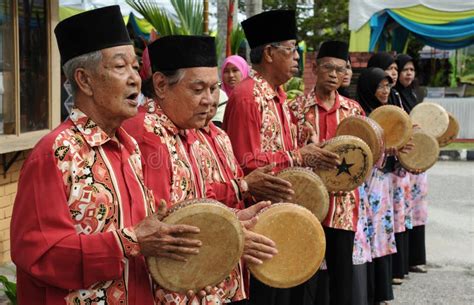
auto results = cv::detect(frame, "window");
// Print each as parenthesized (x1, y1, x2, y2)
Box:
(0, 0, 60, 154)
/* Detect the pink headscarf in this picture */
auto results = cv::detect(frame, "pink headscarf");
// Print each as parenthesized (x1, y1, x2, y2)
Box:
(221, 55, 250, 97)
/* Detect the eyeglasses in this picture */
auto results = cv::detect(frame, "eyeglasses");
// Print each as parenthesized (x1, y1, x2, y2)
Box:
(376, 83, 393, 91)
(319, 63, 347, 75)
(270, 44, 298, 54)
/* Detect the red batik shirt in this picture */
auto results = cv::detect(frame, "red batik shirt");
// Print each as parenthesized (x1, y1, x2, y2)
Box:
(195, 122, 245, 209)
(223, 71, 301, 175)
(123, 101, 246, 304)
(289, 90, 365, 231)
(11, 108, 155, 305)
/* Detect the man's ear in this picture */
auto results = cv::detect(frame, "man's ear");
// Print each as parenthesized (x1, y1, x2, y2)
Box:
(262, 45, 274, 64)
(74, 68, 94, 96)
(152, 72, 167, 99)
(312, 61, 318, 75)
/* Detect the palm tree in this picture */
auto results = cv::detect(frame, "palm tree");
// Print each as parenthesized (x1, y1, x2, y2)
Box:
(126, 0, 204, 36)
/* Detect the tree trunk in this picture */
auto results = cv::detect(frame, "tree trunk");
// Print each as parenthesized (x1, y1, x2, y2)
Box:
(217, 0, 228, 66)
(245, 0, 262, 18)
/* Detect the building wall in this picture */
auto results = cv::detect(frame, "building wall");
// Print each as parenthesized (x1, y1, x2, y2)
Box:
(0, 150, 30, 263)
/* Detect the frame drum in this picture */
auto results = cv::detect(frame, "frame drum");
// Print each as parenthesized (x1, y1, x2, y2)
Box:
(410, 102, 449, 138)
(398, 130, 439, 173)
(336, 115, 385, 165)
(314, 135, 373, 192)
(369, 105, 412, 149)
(147, 199, 244, 293)
(437, 112, 459, 147)
(249, 203, 325, 288)
(277, 167, 329, 221)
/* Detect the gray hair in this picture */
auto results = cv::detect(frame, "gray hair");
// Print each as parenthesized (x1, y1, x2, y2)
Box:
(158, 69, 186, 86)
(62, 50, 103, 96)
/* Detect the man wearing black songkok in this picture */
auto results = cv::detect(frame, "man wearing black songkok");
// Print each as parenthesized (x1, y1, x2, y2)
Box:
(11, 6, 204, 305)
(289, 40, 365, 305)
(223, 10, 340, 305)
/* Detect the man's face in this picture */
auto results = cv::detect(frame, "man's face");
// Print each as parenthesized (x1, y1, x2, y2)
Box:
(268, 40, 300, 85)
(313, 57, 347, 92)
(88, 45, 141, 123)
(342, 60, 353, 87)
(160, 67, 219, 129)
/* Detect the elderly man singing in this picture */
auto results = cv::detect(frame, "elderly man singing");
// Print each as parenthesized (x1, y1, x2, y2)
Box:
(11, 6, 202, 305)
(123, 35, 277, 305)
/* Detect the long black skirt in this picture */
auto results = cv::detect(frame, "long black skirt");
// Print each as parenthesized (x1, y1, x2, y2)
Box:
(324, 227, 355, 305)
(367, 256, 394, 303)
(409, 225, 426, 266)
(351, 264, 368, 305)
(392, 231, 409, 278)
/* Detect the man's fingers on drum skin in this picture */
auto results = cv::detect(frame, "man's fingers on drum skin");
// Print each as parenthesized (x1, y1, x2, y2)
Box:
(160, 244, 200, 254)
(262, 177, 294, 194)
(158, 252, 188, 262)
(245, 231, 277, 251)
(243, 254, 264, 265)
(165, 223, 201, 235)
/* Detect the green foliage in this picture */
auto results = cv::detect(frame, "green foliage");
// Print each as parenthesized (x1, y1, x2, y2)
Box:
(230, 25, 246, 55)
(0, 275, 17, 305)
(126, 0, 203, 35)
(283, 77, 304, 101)
(238, 0, 350, 50)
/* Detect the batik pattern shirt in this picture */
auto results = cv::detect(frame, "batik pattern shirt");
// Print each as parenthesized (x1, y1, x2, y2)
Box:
(289, 89, 365, 231)
(123, 101, 244, 304)
(11, 108, 155, 305)
(390, 172, 412, 232)
(195, 123, 245, 209)
(223, 71, 301, 174)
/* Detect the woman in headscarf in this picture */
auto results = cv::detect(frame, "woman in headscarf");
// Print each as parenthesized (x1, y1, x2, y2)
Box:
(338, 59, 353, 98)
(368, 52, 411, 286)
(357, 67, 397, 305)
(213, 55, 250, 127)
(395, 54, 429, 274)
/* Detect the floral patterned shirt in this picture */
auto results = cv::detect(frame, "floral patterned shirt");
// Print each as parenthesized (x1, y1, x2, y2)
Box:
(223, 70, 301, 175)
(123, 101, 245, 304)
(11, 108, 155, 305)
(195, 123, 245, 209)
(289, 89, 365, 231)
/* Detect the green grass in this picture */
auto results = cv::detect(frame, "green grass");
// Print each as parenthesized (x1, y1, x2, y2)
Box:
(440, 142, 474, 150)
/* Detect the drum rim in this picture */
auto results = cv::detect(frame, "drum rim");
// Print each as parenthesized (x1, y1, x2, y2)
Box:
(276, 167, 329, 221)
(148, 200, 244, 293)
(315, 135, 373, 192)
(437, 112, 459, 147)
(336, 115, 385, 165)
(248, 203, 326, 288)
(368, 105, 413, 149)
(398, 130, 440, 173)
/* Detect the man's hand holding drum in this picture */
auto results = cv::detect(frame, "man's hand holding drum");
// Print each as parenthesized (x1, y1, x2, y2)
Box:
(237, 201, 279, 265)
(299, 143, 341, 170)
(245, 163, 294, 202)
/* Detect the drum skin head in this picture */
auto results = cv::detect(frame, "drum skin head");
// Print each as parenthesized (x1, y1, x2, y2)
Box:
(249, 203, 325, 288)
(399, 131, 439, 173)
(277, 167, 329, 221)
(147, 199, 244, 293)
(336, 115, 385, 165)
(410, 102, 449, 138)
(369, 105, 412, 149)
(437, 112, 459, 147)
(314, 135, 373, 192)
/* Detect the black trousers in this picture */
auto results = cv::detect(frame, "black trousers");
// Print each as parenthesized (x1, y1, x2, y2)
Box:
(409, 225, 426, 266)
(392, 231, 409, 278)
(352, 264, 368, 305)
(247, 274, 292, 305)
(324, 227, 355, 305)
(367, 256, 394, 303)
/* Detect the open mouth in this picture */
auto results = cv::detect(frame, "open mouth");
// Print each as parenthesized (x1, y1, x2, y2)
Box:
(127, 92, 139, 100)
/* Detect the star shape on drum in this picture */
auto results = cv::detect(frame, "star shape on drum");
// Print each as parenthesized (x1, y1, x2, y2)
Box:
(336, 158, 354, 176)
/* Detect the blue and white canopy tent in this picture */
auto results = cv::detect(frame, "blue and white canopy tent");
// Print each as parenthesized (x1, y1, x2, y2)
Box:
(349, 0, 474, 52)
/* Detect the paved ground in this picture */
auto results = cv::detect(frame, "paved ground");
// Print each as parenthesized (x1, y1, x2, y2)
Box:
(1, 161, 473, 304)
(392, 161, 474, 305)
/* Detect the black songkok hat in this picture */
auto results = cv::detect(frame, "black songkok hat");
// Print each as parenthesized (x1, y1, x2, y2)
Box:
(55, 5, 132, 65)
(317, 40, 349, 61)
(241, 10, 297, 49)
(148, 35, 217, 72)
